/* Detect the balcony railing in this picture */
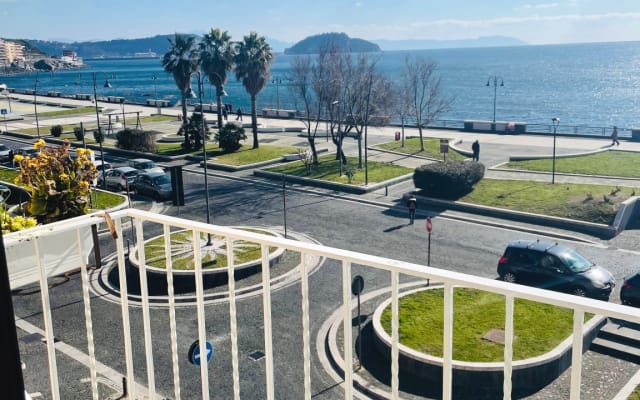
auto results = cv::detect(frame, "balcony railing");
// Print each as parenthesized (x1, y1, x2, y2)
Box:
(4, 208, 640, 400)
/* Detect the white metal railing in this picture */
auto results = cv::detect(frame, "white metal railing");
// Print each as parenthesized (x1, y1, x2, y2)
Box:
(6, 208, 640, 400)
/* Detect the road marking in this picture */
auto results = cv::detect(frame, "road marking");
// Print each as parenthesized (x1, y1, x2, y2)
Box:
(15, 318, 160, 398)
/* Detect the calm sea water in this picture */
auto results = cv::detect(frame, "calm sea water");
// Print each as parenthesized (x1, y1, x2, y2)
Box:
(2, 41, 639, 129)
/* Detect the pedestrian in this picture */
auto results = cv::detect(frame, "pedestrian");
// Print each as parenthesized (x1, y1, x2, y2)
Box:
(236, 108, 243, 121)
(472, 139, 480, 162)
(611, 126, 620, 146)
(222, 107, 228, 121)
(406, 195, 417, 225)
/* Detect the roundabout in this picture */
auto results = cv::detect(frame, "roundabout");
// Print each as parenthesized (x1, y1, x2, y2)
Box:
(89, 226, 325, 307)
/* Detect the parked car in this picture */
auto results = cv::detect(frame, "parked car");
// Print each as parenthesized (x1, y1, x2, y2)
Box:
(620, 272, 640, 307)
(0, 144, 11, 162)
(128, 158, 164, 174)
(17, 146, 39, 158)
(131, 171, 173, 200)
(93, 160, 113, 173)
(497, 239, 615, 300)
(97, 166, 138, 191)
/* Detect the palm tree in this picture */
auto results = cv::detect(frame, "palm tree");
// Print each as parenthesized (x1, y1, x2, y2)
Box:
(234, 32, 273, 149)
(199, 28, 235, 129)
(162, 33, 199, 149)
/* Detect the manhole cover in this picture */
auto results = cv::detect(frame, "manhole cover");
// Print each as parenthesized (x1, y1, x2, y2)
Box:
(248, 350, 265, 361)
(21, 333, 43, 344)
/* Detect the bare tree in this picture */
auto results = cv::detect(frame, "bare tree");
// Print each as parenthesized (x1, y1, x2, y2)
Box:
(402, 56, 453, 151)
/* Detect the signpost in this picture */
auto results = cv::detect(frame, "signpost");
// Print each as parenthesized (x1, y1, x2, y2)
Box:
(425, 217, 432, 266)
(188, 340, 213, 366)
(1, 109, 6, 134)
(351, 275, 365, 370)
(439, 138, 449, 161)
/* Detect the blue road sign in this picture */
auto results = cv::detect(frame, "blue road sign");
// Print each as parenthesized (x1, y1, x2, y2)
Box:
(0, 109, 7, 115)
(188, 340, 213, 366)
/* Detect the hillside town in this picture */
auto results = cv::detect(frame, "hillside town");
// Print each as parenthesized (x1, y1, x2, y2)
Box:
(0, 38, 84, 74)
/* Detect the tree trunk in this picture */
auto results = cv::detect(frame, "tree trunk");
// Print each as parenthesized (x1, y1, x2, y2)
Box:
(181, 93, 190, 148)
(308, 137, 318, 165)
(417, 124, 424, 151)
(216, 88, 223, 129)
(251, 95, 258, 149)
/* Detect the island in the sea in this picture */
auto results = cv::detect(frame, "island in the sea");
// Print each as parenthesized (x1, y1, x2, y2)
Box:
(284, 32, 381, 55)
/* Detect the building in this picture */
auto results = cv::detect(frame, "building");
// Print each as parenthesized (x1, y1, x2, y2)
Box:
(0, 39, 26, 67)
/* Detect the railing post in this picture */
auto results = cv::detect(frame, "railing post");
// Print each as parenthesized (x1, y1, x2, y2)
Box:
(0, 229, 26, 399)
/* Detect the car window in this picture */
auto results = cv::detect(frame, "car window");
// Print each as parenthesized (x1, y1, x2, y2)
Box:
(539, 255, 562, 271)
(154, 175, 170, 185)
(557, 249, 592, 272)
(124, 171, 138, 178)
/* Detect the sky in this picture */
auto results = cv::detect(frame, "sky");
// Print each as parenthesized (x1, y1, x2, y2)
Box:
(1, 0, 640, 45)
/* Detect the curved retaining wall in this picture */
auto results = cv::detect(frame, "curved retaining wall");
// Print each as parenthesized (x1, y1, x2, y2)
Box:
(371, 287, 606, 399)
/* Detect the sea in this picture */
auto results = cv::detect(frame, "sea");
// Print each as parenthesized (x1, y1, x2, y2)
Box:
(1, 41, 640, 131)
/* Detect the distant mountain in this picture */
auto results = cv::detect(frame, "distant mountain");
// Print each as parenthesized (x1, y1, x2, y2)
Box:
(267, 38, 294, 53)
(25, 34, 179, 59)
(373, 36, 527, 51)
(284, 33, 380, 55)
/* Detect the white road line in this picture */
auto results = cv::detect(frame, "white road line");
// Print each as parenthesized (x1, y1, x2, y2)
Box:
(15, 318, 160, 398)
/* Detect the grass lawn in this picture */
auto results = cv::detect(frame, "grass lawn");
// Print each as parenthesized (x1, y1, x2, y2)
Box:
(380, 288, 591, 362)
(374, 137, 466, 161)
(504, 150, 640, 178)
(16, 114, 176, 136)
(266, 154, 413, 185)
(24, 106, 96, 118)
(143, 229, 277, 270)
(629, 386, 640, 400)
(157, 142, 298, 164)
(456, 179, 636, 225)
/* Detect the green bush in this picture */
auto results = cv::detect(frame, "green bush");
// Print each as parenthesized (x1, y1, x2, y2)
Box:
(177, 112, 209, 149)
(93, 127, 104, 143)
(116, 128, 157, 152)
(413, 160, 485, 199)
(215, 123, 246, 153)
(50, 124, 63, 137)
(73, 126, 84, 141)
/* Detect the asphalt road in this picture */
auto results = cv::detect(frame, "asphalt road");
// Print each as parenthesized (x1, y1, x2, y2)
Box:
(10, 162, 640, 399)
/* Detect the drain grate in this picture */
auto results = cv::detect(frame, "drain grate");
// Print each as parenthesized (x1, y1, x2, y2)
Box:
(21, 333, 43, 344)
(248, 350, 265, 361)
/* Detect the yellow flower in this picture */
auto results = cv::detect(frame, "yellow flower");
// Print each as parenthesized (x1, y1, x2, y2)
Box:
(34, 139, 46, 150)
(13, 154, 23, 162)
(59, 173, 69, 181)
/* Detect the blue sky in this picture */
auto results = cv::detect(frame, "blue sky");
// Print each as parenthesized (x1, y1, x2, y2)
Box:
(1, 0, 639, 45)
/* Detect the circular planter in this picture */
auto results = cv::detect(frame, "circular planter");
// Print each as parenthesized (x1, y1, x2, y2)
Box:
(128, 227, 285, 280)
(371, 286, 606, 398)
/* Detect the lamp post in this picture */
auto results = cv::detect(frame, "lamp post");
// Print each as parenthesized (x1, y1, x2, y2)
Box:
(1, 89, 11, 113)
(486, 76, 504, 125)
(551, 117, 560, 184)
(34, 71, 40, 138)
(151, 74, 162, 115)
(272, 77, 282, 111)
(197, 72, 213, 246)
(92, 72, 108, 190)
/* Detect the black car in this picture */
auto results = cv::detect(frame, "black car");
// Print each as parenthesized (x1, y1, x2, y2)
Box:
(497, 240, 615, 300)
(621, 272, 640, 307)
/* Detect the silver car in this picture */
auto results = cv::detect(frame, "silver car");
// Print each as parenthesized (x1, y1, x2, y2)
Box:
(97, 166, 138, 191)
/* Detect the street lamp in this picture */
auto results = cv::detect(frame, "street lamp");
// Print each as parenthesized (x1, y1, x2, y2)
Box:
(34, 71, 40, 138)
(151, 74, 160, 115)
(486, 76, 504, 125)
(196, 72, 213, 246)
(551, 117, 560, 184)
(1, 89, 11, 113)
(92, 72, 108, 190)
(272, 77, 282, 111)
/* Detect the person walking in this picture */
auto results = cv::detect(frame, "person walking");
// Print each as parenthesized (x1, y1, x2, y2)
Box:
(611, 126, 620, 146)
(236, 108, 243, 121)
(222, 107, 228, 121)
(407, 195, 417, 225)
(472, 140, 480, 162)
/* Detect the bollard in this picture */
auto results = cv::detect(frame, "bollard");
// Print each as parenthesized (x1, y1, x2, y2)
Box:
(385, 185, 388, 196)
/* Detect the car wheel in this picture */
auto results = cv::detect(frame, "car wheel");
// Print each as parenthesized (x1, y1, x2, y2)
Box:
(503, 272, 517, 283)
(571, 287, 587, 297)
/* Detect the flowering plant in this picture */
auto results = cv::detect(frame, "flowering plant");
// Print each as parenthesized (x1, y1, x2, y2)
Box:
(13, 139, 98, 224)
